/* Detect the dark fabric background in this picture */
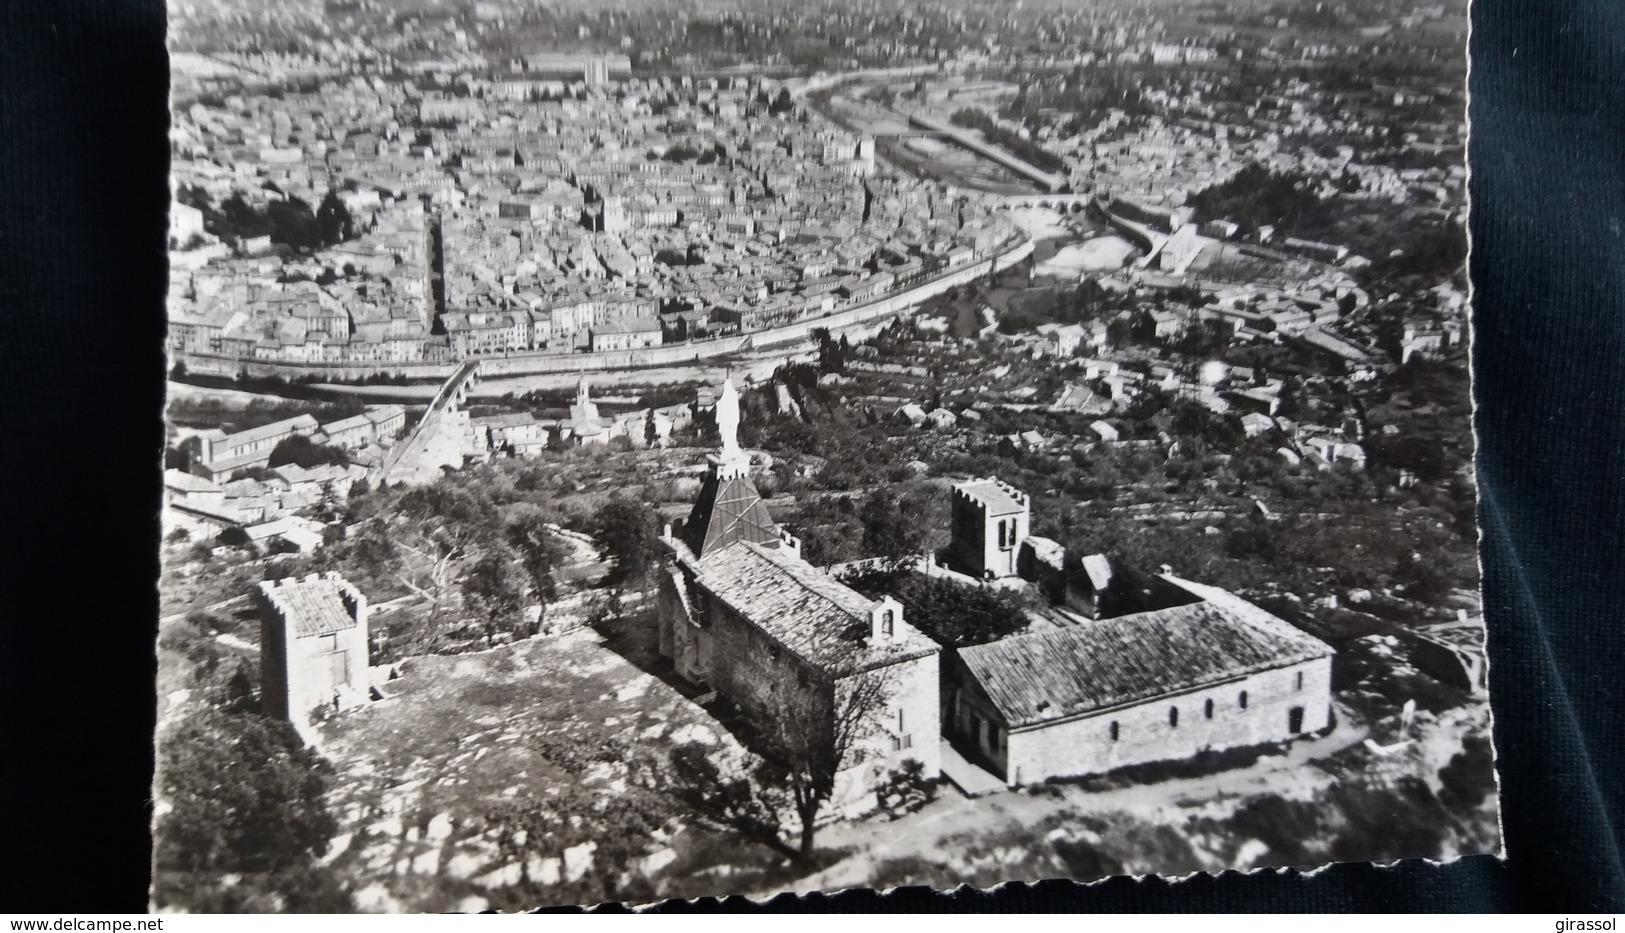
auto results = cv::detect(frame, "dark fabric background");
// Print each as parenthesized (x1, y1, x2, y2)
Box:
(2, 0, 1621, 913)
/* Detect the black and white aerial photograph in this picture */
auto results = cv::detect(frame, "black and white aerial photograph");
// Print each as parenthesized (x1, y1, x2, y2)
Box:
(154, 0, 1496, 912)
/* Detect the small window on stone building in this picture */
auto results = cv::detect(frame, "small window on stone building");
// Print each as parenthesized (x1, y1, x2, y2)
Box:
(1240, 689, 1249, 710)
(1109, 720, 1120, 741)
(1296, 670, 1305, 691)
(1205, 698, 1215, 719)
(882, 609, 895, 637)
(1169, 706, 1179, 727)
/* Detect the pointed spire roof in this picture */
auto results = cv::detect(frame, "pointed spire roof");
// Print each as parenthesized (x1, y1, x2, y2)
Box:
(675, 373, 778, 559)
(680, 468, 780, 559)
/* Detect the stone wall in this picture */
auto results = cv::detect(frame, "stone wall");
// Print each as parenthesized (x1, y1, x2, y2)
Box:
(738, 241, 1036, 351)
(862, 652, 943, 777)
(657, 565, 715, 686)
(945, 653, 1012, 777)
(704, 595, 828, 737)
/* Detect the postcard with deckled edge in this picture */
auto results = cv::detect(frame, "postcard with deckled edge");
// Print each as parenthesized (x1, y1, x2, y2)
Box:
(154, 0, 1496, 912)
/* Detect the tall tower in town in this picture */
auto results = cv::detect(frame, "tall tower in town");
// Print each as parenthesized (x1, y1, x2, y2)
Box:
(584, 55, 610, 88)
(602, 196, 629, 234)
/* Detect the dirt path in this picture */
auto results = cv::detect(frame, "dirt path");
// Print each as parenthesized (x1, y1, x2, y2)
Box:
(540, 525, 612, 628)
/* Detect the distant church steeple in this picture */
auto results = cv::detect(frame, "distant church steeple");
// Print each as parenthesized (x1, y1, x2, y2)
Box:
(574, 370, 599, 422)
(560, 369, 606, 445)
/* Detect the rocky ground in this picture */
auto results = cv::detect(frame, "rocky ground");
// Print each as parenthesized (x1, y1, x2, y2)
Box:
(306, 605, 1497, 912)
(787, 696, 1496, 898)
(314, 626, 754, 912)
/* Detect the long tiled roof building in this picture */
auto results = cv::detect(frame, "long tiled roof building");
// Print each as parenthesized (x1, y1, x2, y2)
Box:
(957, 581, 1332, 732)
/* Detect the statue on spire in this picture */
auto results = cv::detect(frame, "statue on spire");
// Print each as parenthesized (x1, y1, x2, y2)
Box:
(716, 377, 742, 461)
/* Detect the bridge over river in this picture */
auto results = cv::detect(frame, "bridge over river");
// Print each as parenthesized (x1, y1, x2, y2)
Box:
(996, 192, 1095, 212)
(374, 360, 482, 487)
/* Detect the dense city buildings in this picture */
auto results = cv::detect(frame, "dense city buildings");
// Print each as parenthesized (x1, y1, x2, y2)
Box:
(166, 66, 1020, 371)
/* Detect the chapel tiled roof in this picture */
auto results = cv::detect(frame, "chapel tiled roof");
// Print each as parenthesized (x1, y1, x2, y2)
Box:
(260, 573, 361, 639)
(692, 542, 939, 676)
(959, 578, 1333, 730)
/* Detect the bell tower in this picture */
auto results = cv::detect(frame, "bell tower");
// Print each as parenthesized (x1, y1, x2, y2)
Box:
(574, 371, 599, 421)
